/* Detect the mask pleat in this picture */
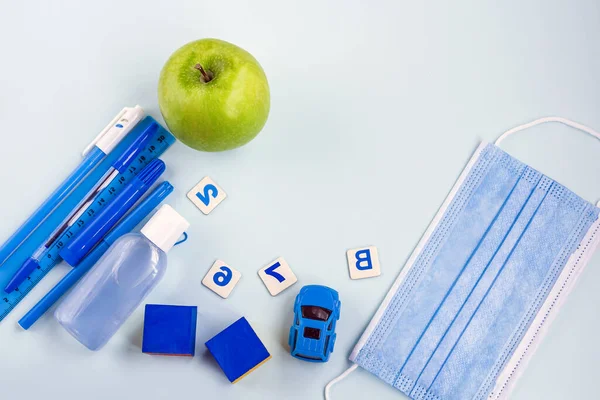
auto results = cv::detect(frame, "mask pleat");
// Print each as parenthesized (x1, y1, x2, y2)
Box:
(415, 177, 551, 400)
(403, 168, 544, 398)
(424, 182, 594, 400)
(474, 197, 598, 400)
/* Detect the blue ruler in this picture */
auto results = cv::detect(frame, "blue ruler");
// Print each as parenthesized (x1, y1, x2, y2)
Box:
(0, 117, 175, 322)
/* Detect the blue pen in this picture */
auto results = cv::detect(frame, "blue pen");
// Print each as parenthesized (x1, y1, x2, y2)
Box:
(60, 159, 166, 267)
(0, 106, 145, 267)
(3, 123, 155, 293)
(18, 181, 174, 330)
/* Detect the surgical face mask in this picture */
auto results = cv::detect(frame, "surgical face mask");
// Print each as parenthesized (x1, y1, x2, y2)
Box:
(326, 117, 600, 400)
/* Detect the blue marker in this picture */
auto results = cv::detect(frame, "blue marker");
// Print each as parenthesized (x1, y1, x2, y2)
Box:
(4, 123, 154, 293)
(0, 106, 145, 267)
(18, 181, 174, 330)
(60, 158, 167, 267)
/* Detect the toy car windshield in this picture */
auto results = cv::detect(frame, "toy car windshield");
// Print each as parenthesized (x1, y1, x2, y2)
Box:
(301, 306, 331, 322)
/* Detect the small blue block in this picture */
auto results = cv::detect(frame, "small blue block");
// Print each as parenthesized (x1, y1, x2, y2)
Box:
(205, 317, 271, 383)
(142, 304, 197, 356)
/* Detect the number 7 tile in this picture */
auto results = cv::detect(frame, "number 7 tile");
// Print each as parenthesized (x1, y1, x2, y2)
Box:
(258, 257, 298, 296)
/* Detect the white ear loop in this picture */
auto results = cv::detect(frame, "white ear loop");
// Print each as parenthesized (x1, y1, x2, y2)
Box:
(495, 116, 600, 146)
(495, 116, 600, 207)
(325, 363, 358, 399)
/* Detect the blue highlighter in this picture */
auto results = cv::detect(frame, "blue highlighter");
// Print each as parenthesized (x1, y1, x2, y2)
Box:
(60, 159, 166, 267)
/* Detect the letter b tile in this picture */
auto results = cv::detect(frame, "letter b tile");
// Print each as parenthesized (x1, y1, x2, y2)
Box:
(347, 246, 381, 279)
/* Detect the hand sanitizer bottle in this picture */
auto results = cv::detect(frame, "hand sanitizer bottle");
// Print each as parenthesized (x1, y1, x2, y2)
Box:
(55, 204, 189, 350)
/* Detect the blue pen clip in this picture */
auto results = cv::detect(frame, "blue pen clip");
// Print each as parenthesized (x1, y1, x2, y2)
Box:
(111, 122, 157, 173)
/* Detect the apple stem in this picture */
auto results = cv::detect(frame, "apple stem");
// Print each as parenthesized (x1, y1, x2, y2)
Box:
(195, 63, 213, 83)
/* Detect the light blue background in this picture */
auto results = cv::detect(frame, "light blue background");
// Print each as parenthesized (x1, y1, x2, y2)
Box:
(1, 1, 599, 399)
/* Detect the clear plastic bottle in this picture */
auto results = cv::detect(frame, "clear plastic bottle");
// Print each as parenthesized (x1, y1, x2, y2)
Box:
(55, 205, 189, 350)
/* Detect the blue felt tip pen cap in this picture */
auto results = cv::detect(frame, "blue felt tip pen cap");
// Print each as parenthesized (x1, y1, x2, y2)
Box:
(112, 123, 157, 173)
(59, 159, 166, 266)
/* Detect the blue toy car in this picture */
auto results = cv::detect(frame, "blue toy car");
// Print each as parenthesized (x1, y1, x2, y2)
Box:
(288, 285, 341, 362)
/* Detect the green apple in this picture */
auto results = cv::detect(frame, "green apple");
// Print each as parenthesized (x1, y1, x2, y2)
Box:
(158, 39, 270, 152)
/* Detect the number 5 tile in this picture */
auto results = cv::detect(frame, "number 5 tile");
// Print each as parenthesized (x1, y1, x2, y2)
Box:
(187, 177, 227, 215)
(258, 257, 298, 296)
(202, 260, 242, 299)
